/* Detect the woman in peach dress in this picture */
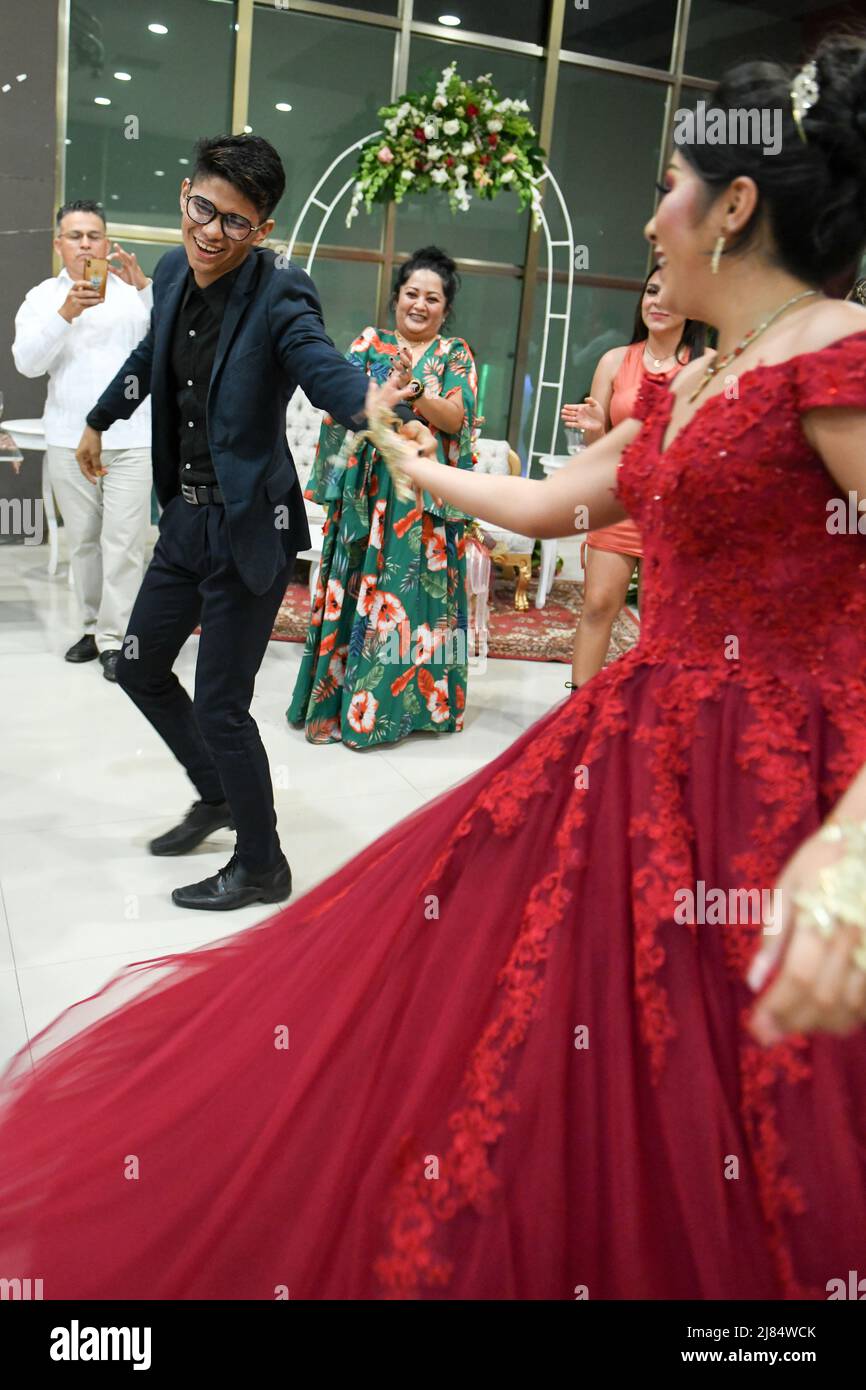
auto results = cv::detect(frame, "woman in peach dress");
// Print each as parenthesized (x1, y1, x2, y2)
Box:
(562, 268, 707, 685)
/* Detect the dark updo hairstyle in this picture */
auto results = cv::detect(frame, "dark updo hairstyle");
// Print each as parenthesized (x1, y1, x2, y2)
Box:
(391, 245, 461, 326)
(630, 265, 707, 362)
(679, 31, 866, 289)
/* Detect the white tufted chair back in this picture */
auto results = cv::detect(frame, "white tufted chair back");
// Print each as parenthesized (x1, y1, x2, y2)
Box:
(285, 389, 326, 499)
(471, 437, 534, 552)
(472, 436, 513, 478)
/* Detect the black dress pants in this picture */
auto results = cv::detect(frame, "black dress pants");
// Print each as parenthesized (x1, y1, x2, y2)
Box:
(116, 494, 294, 871)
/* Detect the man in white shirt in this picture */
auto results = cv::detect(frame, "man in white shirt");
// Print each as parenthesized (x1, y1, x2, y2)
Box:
(12, 199, 154, 681)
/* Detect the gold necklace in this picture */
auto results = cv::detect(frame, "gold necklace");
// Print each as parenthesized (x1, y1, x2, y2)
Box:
(644, 342, 678, 371)
(396, 329, 437, 365)
(687, 289, 820, 403)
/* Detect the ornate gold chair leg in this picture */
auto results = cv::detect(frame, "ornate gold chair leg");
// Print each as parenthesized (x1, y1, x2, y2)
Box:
(512, 554, 531, 611)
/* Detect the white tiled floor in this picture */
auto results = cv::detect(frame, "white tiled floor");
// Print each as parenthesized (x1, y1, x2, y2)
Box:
(0, 539, 570, 1073)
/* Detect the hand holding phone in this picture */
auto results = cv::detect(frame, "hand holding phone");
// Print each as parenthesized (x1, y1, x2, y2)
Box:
(83, 256, 109, 301)
(58, 279, 102, 323)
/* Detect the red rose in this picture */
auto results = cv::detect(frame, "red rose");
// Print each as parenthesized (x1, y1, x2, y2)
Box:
(480, 155, 491, 165)
(466, 103, 479, 118)
(446, 156, 454, 166)
(415, 159, 426, 171)
(488, 133, 499, 147)
(414, 127, 426, 142)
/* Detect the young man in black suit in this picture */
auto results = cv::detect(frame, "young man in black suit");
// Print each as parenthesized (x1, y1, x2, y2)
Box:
(76, 134, 424, 910)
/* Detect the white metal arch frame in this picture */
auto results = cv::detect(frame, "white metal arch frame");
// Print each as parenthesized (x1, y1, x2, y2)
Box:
(285, 135, 574, 474)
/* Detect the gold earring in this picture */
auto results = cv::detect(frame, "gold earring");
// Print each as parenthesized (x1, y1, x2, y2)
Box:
(710, 234, 726, 275)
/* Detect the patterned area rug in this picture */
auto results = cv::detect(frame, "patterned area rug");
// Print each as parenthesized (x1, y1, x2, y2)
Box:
(271, 573, 640, 665)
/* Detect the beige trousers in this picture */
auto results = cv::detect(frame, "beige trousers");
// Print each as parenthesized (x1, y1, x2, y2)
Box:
(46, 445, 153, 652)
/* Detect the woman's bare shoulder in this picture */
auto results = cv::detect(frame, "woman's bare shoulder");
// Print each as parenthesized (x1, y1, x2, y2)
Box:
(598, 344, 631, 372)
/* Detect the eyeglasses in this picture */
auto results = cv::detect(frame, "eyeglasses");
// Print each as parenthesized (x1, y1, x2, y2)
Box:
(184, 193, 267, 242)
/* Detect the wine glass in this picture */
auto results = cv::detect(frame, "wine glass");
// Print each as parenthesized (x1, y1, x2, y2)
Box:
(565, 427, 586, 456)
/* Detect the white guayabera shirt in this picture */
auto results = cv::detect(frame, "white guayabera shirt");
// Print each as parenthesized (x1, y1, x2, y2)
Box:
(12, 266, 153, 448)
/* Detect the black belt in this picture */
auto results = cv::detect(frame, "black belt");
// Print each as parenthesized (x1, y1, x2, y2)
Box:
(181, 483, 223, 505)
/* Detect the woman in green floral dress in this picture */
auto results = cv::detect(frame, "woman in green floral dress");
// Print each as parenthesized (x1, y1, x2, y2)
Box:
(287, 246, 478, 749)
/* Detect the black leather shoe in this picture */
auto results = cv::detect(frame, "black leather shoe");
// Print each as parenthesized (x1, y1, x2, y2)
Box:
(99, 650, 120, 682)
(65, 634, 98, 663)
(149, 800, 234, 856)
(171, 852, 292, 911)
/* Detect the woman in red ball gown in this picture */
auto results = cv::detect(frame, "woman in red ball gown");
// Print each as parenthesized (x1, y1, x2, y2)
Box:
(2, 41, 866, 1299)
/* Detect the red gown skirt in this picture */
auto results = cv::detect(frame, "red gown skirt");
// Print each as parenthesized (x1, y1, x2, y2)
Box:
(0, 652, 865, 1300)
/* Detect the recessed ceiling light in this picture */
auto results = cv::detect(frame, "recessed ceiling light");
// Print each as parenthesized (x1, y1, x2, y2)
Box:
(243, 124, 252, 133)
(275, 102, 292, 112)
(64, 137, 71, 145)
(110, 194, 119, 200)
(438, 14, 461, 25)
(154, 170, 165, 176)
(114, 71, 132, 81)
(178, 157, 189, 164)
(148, 23, 168, 35)
(94, 96, 111, 105)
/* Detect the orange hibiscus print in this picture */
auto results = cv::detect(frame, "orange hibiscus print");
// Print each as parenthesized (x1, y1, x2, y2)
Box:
(324, 578, 344, 622)
(369, 499, 387, 551)
(347, 689, 378, 734)
(369, 590, 408, 635)
(425, 677, 451, 725)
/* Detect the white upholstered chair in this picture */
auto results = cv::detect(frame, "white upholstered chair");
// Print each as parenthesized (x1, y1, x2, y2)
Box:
(285, 389, 326, 599)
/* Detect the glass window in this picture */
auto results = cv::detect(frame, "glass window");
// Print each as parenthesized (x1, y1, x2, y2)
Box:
(450, 272, 523, 439)
(684, 0, 862, 82)
(303, 258, 382, 359)
(248, 8, 394, 251)
(314, 0, 398, 13)
(551, 66, 667, 281)
(562, 0, 678, 72)
(520, 281, 640, 473)
(395, 35, 544, 265)
(66, 0, 236, 227)
(412, 1, 549, 47)
(105, 240, 177, 279)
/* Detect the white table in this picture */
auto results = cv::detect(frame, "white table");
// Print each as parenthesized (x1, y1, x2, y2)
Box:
(3, 418, 68, 580)
(536, 453, 586, 609)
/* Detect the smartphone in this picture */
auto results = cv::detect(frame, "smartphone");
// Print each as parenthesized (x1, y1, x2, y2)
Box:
(83, 256, 109, 301)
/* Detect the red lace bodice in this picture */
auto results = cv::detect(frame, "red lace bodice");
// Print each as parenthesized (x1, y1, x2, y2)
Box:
(616, 330, 866, 680)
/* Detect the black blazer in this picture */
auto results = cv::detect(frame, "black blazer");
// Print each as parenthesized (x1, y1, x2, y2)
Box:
(91, 245, 368, 594)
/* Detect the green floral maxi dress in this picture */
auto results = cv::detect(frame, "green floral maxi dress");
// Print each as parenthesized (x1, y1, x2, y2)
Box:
(287, 327, 478, 748)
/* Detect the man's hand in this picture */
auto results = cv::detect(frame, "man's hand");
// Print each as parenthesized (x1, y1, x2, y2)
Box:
(107, 242, 151, 291)
(76, 425, 106, 483)
(58, 281, 101, 323)
(366, 377, 416, 422)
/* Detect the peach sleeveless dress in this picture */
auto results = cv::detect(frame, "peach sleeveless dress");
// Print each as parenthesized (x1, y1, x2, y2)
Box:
(586, 341, 686, 560)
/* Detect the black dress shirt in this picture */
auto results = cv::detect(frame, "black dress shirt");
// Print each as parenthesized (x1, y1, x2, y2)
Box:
(170, 265, 241, 487)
